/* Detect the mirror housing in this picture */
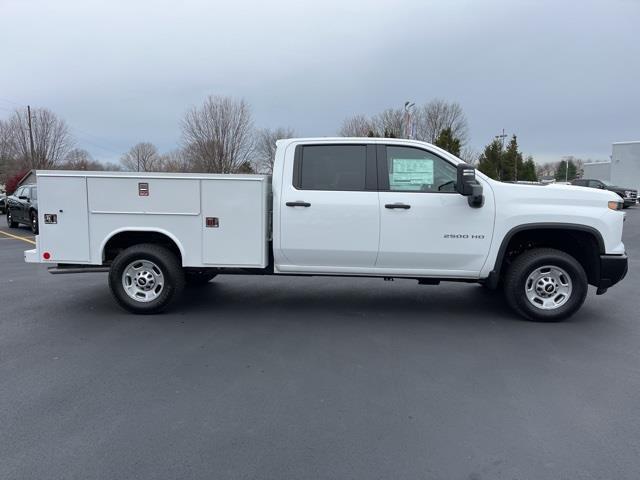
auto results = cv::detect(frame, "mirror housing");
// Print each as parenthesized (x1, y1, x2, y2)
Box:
(456, 163, 484, 208)
(18, 195, 28, 200)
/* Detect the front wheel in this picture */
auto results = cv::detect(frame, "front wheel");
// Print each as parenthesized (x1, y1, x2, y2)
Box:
(7, 210, 18, 228)
(504, 248, 588, 322)
(108, 244, 185, 314)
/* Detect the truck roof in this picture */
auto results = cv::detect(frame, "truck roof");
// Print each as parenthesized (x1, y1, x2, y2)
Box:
(276, 137, 464, 163)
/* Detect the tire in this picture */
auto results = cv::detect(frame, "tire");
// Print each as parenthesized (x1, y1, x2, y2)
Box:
(503, 248, 588, 322)
(108, 244, 185, 314)
(6, 210, 18, 228)
(30, 211, 38, 234)
(184, 270, 217, 286)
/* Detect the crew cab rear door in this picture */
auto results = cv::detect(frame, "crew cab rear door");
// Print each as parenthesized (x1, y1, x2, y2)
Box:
(376, 144, 494, 277)
(277, 143, 379, 271)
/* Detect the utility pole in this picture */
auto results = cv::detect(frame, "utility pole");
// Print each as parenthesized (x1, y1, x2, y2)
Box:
(495, 128, 507, 181)
(565, 158, 569, 182)
(27, 105, 35, 166)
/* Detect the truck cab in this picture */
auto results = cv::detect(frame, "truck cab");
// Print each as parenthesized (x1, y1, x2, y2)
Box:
(273, 139, 494, 278)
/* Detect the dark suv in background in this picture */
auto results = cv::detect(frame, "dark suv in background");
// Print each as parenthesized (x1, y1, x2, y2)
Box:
(571, 179, 638, 208)
(6, 184, 39, 234)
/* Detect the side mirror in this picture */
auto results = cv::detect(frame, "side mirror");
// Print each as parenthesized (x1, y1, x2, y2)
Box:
(19, 195, 28, 200)
(456, 163, 484, 208)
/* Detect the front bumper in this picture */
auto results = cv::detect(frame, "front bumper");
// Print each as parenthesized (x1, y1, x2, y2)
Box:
(596, 254, 628, 293)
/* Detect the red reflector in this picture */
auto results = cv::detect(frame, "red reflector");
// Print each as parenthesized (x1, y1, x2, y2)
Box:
(43, 252, 51, 260)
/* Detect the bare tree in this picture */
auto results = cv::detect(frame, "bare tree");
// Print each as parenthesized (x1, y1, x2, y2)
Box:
(103, 162, 122, 171)
(0, 120, 18, 185)
(416, 99, 469, 145)
(158, 149, 193, 173)
(459, 146, 480, 165)
(181, 96, 254, 173)
(255, 127, 295, 173)
(339, 114, 373, 137)
(8, 107, 73, 169)
(61, 148, 105, 170)
(371, 108, 404, 138)
(120, 142, 160, 171)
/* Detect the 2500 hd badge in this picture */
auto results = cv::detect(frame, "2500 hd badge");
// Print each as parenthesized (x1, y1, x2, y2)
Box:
(443, 234, 486, 239)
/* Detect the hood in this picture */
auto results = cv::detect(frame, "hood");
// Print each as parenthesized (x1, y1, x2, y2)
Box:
(491, 181, 621, 207)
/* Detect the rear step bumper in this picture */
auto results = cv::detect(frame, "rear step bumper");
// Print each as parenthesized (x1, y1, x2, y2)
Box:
(24, 248, 38, 263)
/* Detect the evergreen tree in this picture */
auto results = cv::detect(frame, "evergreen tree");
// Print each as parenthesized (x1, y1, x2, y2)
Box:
(434, 127, 461, 157)
(521, 156, 538, 181)
(501, 135, 525, 181)
(554, 159, 578, 181)
(477, 139, 502, 179)
(477, 133, 535, 181)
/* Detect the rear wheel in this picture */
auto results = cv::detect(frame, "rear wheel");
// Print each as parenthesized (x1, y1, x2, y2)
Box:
(185, 270, 217, 286)
(504, 248, 588, 322)
(6, 210, 18, 228)
(108, 244, 185, 314)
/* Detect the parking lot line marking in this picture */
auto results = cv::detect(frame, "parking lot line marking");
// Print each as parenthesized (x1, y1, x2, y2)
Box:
(0, 230, 36, 245)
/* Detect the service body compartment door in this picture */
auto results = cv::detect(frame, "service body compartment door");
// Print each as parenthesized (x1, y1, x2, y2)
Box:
(38, 175, 90, 262)
(201, 178, 268, 267)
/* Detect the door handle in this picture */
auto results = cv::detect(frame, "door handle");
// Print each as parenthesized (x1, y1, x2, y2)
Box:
(286, 201, 311, 207)
(385, 203, 411, 210)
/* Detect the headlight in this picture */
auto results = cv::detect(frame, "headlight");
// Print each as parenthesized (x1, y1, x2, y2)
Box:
(608, 200, 623, 210)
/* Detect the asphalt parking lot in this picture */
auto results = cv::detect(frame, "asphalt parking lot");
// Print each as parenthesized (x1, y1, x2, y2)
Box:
(1, 209, 639, 480)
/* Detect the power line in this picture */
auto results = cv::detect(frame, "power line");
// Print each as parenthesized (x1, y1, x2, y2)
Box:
(0, 97, 23, 107)
(0, 96, 127, 159)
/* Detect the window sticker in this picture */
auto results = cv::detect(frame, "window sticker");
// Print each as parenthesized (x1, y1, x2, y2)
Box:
(390, 158, 434, 189)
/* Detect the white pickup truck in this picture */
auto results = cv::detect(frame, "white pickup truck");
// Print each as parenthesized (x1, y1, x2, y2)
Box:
(24, 138, 628, 321)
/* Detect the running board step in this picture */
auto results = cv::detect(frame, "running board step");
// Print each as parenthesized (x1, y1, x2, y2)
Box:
(48, 266, 110, 275)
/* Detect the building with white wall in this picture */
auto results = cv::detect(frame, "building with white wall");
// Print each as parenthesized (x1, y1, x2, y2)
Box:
(611, 141, 640, 191)
(582, 141, 640, 190)
(583, 161, 611, 181)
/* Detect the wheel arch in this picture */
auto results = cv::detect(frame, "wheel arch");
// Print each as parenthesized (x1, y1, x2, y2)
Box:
(101, 228, 185, 266)
(488, 223, 605, 288)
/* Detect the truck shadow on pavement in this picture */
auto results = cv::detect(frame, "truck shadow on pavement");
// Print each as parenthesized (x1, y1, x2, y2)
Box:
(170, 279, 520, 324)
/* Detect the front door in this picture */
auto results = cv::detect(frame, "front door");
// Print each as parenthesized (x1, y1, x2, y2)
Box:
(376, 145, 494, 277)
(278, 144, 379, 272)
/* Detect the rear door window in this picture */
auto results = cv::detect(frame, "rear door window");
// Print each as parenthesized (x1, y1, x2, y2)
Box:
(295, 145, 367, 191)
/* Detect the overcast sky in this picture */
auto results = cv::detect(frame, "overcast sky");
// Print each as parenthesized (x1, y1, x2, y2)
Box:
(1, 0, 638, 164)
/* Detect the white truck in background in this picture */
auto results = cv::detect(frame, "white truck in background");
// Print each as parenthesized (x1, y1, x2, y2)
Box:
(24, 138, 628, 321)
